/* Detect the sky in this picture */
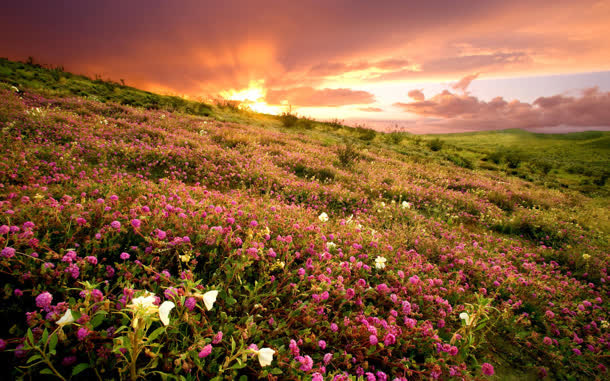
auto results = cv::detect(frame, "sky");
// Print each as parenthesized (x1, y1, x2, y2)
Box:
(1, 0, 610, 133)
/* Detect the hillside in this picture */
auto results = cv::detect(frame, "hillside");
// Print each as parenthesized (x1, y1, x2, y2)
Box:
(0, 61, 609, 380)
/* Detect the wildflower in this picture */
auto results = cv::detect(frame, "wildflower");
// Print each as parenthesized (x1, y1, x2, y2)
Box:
(185, 297, 197, 311)
(582, 254, 591, 261)
(375, 256, 387, 269)
(131, 219, 142, 229)
(56, 309, 75, 326)
(159, 301, 175, 326)
(318, 340, 327, 349)
(85, 256, 98, 265)
(369, 335, 378, 345)
(318, 212, 329, 222)
(120, 252, 130, 260)
(156, 229, 167, 239)
(77, 327, 90, 341)
(253, 347, 275, 367)
(35, 292, 53, 309)
(323, 352, 332, 365)
(401, 201, 412, 209)
(0, 339, 6, 351)
(194, 290, 218, 311)
(481, 363, 494, 376)
(198, 344, 213, 358)
(110, 221, 121, 230)
(212, 331, 223, 344)
(1, 247, 15, 259)
(459, 312, 471, 326)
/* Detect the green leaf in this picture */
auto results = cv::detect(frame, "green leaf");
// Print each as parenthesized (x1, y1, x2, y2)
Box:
(49, 332, 58, 351)
(41, 329, 49, 344)
(147, 326, 165, 342)
(90, 313, 106, 328)
(72, 363, 89, 376)
(270, 368, 283, 375)
(27, 354, 42, 364)
(231, 337, 236, 353)
(26, 329, 34, 345)
(40, 369, 54, 375)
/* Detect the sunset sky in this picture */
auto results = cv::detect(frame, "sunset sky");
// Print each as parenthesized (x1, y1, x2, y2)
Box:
(1, 0, 610, 133)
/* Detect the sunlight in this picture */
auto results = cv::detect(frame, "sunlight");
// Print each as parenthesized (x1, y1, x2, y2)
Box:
(219, 80, 282, 115)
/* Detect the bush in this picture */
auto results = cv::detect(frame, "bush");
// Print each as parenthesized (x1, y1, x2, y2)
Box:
(504, 150, 522, 168)
(337, 141, 360, 167)
(280, 112, 298, 127)
(428, 138, 444, 151)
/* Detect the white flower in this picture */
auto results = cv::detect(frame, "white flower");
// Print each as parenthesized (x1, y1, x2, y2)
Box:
(56, 309, 75, 326)
(202, 290, 218, 311)
(459, 312, 471, 325)
(582, 254, 591, 261)
(159, 301, 175, 326)
(129, 293, 158, 314)
(318, 212, 329, 222)
(375, 256, 387, 269)
(257, 347, 275, 367)
(327, 242, 337, 250)
(401, 201, 412, 209)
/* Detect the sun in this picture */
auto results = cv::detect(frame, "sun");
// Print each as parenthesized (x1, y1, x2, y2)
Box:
(219, 80, 281, 115)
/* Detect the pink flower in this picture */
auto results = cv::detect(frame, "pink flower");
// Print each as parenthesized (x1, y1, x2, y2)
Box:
(110, 221, 121, 230)
(212, 331, 223, 344)
(543, 336, 553, 346)
(131, 219, 142, 229)
(120, 252, 130, 260)
(318, 340, 326, 349)
(481, 363, 494, 376)
(36, 292, 53, 309)
(156, 230, 167, 239)
(198, 344, 213, 358)
(185, 297, 196, 311)
(369, 335, 378, 346)
(1, 247, 15, 259)
(77, 327, 90, 341)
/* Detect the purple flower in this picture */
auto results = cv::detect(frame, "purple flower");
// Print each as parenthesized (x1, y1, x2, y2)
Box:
(0, 339, 6, 351)
(61, 355, 77, 366)
(110, 221, 121, 230)
(86, 256, 98, 265)
(1, 247, 16, 259)
(77, 327, 90, 341)
(185, 297, 197, 311)
(131, 219, 142, 229)
(156, 229, 167, 239)
(198, 344, 213, 358)
(35, 291, 53, 309)
(120, 252, 130, 260)
(481, 363, 494, 376)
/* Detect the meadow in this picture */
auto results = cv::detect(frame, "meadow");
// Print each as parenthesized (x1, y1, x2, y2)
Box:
(0, 59, 608, 380)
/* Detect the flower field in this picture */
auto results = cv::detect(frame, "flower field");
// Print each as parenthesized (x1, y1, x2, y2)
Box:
(0, 84, 608, 380)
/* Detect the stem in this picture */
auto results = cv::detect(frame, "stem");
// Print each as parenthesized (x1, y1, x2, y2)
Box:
(130, 325, 140, 381)
(36, 347, 66, 381)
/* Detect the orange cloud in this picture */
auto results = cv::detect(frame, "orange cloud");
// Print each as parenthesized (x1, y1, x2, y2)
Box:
(408, 89, 425, 101)
(266, 87, 375, 107)
(452, 73, 480, 92)
(358, 107, 384, 112)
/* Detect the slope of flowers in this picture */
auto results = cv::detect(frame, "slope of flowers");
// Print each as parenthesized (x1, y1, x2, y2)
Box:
(0, 88, 608, 380)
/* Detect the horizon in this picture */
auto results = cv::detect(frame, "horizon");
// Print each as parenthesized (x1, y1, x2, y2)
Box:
(1, 0, 610, 133)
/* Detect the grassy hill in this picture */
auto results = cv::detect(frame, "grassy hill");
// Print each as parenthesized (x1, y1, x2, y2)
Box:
(0, 59, 608, 380)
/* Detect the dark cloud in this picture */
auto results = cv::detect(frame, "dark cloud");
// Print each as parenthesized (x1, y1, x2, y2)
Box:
(393, 87, 610, 130)
(266, 87, 376, 107)
(0, 0, 607, 97)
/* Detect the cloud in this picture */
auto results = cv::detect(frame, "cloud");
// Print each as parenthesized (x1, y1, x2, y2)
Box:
(358, 107, 384, 112)
(393, 87, 610, 130)
(266, 87, 375, 107)
(452, 73, 479, 92)
(408, 89, 425, 101)
(0, 0, 608, 99)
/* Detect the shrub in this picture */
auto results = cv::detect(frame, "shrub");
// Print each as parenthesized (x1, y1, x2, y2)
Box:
(428, 138, 444, 151)
(280, 112, 298, 127)
(504, 150, 522, 168)
(337, 140, 360, 167)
